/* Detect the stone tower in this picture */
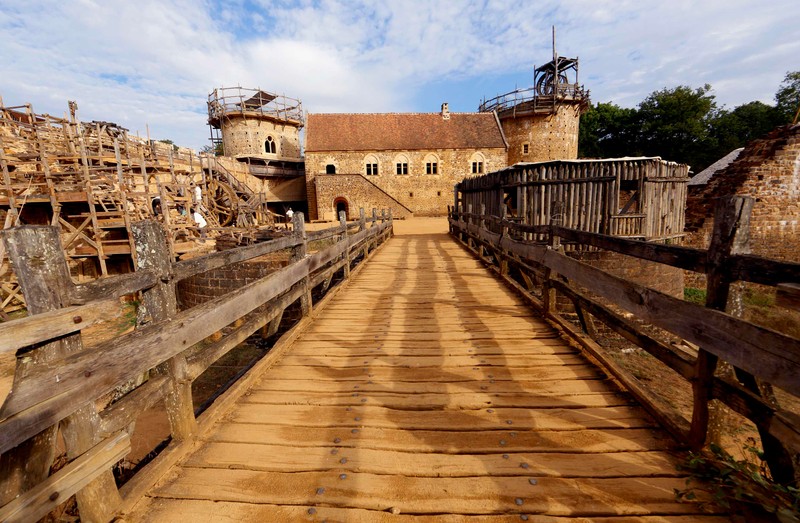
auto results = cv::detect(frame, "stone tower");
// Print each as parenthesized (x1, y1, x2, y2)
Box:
(480, 46, 589, 164)
(207, 87, 304, 161)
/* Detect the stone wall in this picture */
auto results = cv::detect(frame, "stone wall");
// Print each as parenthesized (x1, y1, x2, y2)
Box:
(305, 147, 506, 220)
(221, 116, 302, 160)
(315, 175, 413, 221)
(503, 105, 582, 164)
(177, 253, 289, 310)
(685, 125, 800, 262)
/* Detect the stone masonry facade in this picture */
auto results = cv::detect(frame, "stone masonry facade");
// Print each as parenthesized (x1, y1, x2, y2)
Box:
(221, 116, 302, 160)
(503, 105, 582, 165)
(306, 147, 507, 220)
(177, 253, 289, 310)
(685, 125, 800, 261)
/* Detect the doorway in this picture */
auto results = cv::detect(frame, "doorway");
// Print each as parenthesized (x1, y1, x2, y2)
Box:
(334, 197, 349, 219)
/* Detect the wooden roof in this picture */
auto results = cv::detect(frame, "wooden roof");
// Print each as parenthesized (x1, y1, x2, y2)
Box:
(305, 112, 506, 152)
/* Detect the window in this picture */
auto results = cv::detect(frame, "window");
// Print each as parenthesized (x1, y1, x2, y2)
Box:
(265, 136, 276, 154)
(396, 162, 408, 175)
(426, 162, 438, 175)
(522, 143, 529, 155)
(326, 164, 336, 174)
(364, 154, 379, 176)
(469, 152, 486, 176)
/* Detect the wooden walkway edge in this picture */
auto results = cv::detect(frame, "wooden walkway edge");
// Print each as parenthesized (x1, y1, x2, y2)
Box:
(125, 219, 729, 522)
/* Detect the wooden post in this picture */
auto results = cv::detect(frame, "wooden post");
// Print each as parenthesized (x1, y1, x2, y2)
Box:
(543, 201, 563, 315)
(692, 197, 795, 482)
(131, 220, 197, 441)
(291, 212, 312, 316)
(466, 204, 474, 250)
(339, 210, 350, 279)
(358, 207, 366, 231)
(371, 208, 379, 250)
(499, 206, 509, 276)
(689, 196, 750, 450)
(0, 226, 121, 521)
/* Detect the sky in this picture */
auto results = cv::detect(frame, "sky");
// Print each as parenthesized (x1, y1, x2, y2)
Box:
(1, 0, 798, 150)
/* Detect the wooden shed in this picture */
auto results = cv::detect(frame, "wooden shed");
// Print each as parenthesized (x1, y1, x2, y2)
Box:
(456, 157, 689, 242)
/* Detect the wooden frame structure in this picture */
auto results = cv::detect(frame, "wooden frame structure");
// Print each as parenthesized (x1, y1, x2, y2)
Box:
(449, 196, 800, 485)
(457, 158, 689, 243)
(0, 208, 393, 521)
(0, 98, 277, 314)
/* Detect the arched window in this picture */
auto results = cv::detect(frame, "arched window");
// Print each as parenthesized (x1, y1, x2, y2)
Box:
(326, 164, 337, 174)
(469, 152, 485, 175)
(265, 136, 276, 154)
(364, 154, 379, 176)
(394, 153, 409, 175)
(424, 153, 439, 175)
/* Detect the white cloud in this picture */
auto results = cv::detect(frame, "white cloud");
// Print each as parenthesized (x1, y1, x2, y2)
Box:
(1, 0, 797, 149)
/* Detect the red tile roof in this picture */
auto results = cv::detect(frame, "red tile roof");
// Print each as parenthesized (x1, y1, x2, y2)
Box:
(305, 113, 506, 152)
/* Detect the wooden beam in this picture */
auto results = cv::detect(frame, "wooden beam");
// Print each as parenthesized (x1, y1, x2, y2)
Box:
(452, 218, 800, 397)
(0, 433, 129, 523)
(0, 223, 389, 455)
(0, 298, 118, 354)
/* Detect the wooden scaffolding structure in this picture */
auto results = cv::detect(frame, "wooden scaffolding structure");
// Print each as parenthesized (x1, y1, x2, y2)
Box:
(0, 98, 274, 314)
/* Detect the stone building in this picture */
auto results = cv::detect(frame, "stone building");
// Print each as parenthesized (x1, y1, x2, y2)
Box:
(685, 124, 800, 261)
(304, 49, 589, 221)
(304, 107, 507, 221)
(479, 54, 589, 164)
(207, 87, 307, 215)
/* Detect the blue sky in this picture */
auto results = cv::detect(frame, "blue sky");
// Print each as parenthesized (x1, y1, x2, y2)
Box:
(1, 0, 798, 150)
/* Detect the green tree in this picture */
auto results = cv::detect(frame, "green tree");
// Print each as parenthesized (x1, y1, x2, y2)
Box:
(578, 102, 639, 158)
(635, 84, 718, 170)
(709, 101, 781, 154)
(775, 70, 800, 124)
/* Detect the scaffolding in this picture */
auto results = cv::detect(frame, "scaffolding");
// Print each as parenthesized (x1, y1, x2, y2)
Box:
(0, 97, 275, 314)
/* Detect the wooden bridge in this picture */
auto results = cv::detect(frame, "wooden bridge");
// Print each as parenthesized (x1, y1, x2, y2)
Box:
(0, 202, 797, 521)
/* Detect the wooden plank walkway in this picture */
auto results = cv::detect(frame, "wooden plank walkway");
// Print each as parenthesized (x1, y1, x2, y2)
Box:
(127, 219, 728, 522)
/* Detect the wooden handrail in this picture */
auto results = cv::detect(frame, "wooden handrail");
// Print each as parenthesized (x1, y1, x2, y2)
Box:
(449, 198, 799, 485)
(0, 208, 393, 520)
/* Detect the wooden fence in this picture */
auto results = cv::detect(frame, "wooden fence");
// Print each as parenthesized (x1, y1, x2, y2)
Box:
(0, 208, 392, 522)
(450, 196, 800, 486)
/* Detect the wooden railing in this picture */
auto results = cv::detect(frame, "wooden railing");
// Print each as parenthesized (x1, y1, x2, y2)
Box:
(0, 208, 392, 522)
(449, 196, 800, 486)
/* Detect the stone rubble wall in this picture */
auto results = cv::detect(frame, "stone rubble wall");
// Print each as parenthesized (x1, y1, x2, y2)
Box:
(503, 105, 582, 165)
(305, 147, 506, 220)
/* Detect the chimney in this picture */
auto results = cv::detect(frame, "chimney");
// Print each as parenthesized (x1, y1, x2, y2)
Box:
(441, 102, 450, 120)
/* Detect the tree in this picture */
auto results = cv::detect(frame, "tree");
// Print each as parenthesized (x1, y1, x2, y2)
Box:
(775, 70, 800, 124)
(635, 85, 719, 170)
(578, 102, 639, 158)
(709, 101, 781, 154)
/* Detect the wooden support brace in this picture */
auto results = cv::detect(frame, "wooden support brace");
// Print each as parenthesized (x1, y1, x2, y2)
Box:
(132, 221, 197, 442)
(0, 226, 122, 521)
(291, 212, 312, 316)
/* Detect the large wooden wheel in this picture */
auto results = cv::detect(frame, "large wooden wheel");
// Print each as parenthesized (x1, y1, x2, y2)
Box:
(206, 179, 237, 226)
(536, 72, 568, 96)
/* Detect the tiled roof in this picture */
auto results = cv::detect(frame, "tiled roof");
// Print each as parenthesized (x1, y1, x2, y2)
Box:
(305, 113, 506, 152)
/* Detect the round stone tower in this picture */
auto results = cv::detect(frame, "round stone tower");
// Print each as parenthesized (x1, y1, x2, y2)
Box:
(480, 53, 589, 164)
(207, 87, 304, 161)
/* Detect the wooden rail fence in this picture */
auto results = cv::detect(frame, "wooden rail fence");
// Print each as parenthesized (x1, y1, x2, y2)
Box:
(0, 208, 392, 522)
(450, 196, 800, 486)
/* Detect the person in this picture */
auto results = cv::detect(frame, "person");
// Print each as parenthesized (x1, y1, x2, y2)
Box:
(286, 207, 294, 229)
(151, 196, 162, 217)
(192, 208, 207, 242)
